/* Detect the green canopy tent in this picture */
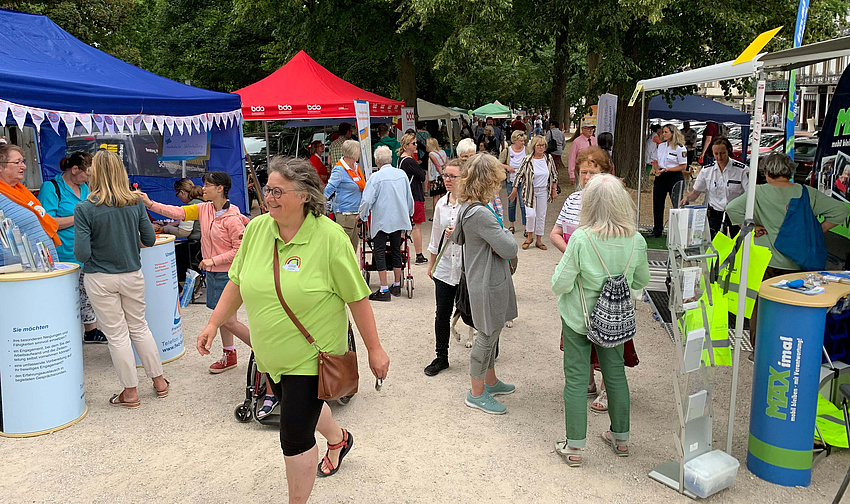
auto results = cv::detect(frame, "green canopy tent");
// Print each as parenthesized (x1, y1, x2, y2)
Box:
(470, 102, 511, 119)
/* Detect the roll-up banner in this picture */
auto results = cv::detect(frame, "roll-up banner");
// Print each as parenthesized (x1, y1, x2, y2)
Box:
(354, 100, 373, 177)
(812, 63, 850, 238)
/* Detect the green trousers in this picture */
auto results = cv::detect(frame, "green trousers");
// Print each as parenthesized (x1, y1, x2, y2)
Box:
(561, 318, 630, 448)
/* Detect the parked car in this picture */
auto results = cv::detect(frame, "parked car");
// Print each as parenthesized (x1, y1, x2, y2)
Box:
(733, 132, 785, 161)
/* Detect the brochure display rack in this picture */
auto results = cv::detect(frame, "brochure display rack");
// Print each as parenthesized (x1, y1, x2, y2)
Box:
(648, 209, 739, 498)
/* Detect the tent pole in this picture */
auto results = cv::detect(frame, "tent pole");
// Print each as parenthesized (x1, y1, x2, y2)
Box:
(263, 120, 271, 168)
(448, 119, 455, 156)
(636, 92, 646, 228)
(727, 70, 765, 453)
(181, 160, 186, 179)
(295, 127, 300, 158)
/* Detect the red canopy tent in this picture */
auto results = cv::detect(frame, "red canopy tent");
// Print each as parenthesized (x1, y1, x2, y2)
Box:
(233, 51, 405, 121)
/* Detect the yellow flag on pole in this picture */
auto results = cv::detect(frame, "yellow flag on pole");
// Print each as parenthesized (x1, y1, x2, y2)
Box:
(733, 27, 783, 66)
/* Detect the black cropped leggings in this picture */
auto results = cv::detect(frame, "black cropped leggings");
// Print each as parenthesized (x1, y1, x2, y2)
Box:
(269, 375, 325, 456)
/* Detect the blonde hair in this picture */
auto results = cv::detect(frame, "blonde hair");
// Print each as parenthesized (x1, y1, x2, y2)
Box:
(663, 124, 685, 149)
(87, 150, 139, 207)
(426, 137, 440, 152)
(398, 133, 416, 157)
(527, 134, 547, 153)
(456, 153, 505, 204)
(341, 139, 361, 160)
(510, 130, 527, 143)
(579, 174, 635, 239)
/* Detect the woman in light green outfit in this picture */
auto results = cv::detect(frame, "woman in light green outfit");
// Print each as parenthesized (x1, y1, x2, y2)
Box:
(551, 174, 650, 467)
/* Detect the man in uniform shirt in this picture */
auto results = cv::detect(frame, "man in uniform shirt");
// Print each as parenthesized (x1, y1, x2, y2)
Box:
(681, 136, 749, 236)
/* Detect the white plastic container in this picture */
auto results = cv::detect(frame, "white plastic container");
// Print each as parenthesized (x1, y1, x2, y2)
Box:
(684, 449, 740, 498)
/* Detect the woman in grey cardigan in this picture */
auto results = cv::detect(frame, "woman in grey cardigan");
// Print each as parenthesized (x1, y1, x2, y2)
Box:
(452, 153, 518, 415)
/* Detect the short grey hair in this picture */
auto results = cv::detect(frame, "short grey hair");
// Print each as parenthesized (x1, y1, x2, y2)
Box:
(760, 152, 795, 179)
(342, 139, 361, 160)
(268, 156, 325, 217)
(374, 145, 392, 167)
(456, 138, 476, 156)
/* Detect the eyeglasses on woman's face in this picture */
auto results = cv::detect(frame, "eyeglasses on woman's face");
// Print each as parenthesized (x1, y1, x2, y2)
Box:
(262, 185, 302, 199)
(1, 158, 26, 166)
(443, 174, 459, 180)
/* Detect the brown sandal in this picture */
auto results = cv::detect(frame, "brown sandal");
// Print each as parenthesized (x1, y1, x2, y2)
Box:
(522, 239, 533, 250)
(109, 392, 140, 408)
(317, 429, 354, 477)
(155, 379, 170, 398)
(535, 242, 547, 250)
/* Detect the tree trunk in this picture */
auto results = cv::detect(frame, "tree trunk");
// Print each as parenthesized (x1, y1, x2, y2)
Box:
(399, 49, 417, 116)
(549, 22, 568, 127)
(613, 91, 647, 190)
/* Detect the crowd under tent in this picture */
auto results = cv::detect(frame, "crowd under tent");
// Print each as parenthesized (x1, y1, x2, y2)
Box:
(0, 9, 247, 212)
(416, 98, 462, 152)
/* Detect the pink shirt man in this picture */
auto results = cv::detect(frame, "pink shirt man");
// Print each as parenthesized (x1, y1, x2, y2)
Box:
(567, 123, 596, 181)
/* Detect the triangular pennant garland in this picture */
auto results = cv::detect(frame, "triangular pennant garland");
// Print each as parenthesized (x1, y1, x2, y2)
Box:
(114, 115, 125, 133)
(214, 113, 223, 129)
(175, 117, 185, 134)
(154, 116, 165, 133)
(103, 115, 115, 135)
(165, 116, 175, 135)
(191, 115, 201, 134)
(132, 116, 143, 134)
(61, 112, 76, 133)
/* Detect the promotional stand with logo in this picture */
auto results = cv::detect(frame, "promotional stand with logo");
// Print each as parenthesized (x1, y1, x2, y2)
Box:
(748, 273, 850, 487)
(0, 264, 87, 437)
(138, 235, 184, 365)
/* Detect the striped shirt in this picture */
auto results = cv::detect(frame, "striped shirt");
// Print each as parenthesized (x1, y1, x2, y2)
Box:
(555, 191, 583, 239)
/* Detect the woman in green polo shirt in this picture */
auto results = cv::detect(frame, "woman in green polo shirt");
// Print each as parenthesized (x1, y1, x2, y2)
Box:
(197, 157, 389, 503)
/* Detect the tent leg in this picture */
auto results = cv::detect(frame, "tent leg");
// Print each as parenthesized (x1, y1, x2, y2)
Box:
(181, 160, 186, 179)
(295, 127, 300, 158)
(727, 74, 766, 453)
(263, 120, 271, 168)
(636, 92, 646, 229)
(449, 120, 455, 156)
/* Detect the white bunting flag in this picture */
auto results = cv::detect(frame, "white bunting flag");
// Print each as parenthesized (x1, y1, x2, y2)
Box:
(10, 105, 27, 128)
(61, 112, 77, 133)
(92, 114, 104, 134)
(164, 116, 175, 135)
(29, 110, 45, 133)
(142, 116, 154, 133)
(132, 116, 143, 133)
(114, 115, 125, 133)
(191, 115, 201, 133)
(176, 117, 187, 134)
(0, 102, 7, 127)
(154, 116, 165, 133)
(103, 115, 115, 135)
(214, 113, 223, 129)
(47, 111, 62, 135)
(78, 114, 93, 134)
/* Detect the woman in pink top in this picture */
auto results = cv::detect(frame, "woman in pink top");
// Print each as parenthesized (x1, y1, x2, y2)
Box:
(139, 173, 252, 374)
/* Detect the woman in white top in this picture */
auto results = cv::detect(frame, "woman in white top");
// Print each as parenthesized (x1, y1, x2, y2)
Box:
(651, 124, 687, 238)
(427, 137, 448, 210)
(551, 146, 612, 253)
(509, 135, 559, 250)
(499, 130, 528, 234)
(680, 136, 749, 236)
(424, 159, 463, 377)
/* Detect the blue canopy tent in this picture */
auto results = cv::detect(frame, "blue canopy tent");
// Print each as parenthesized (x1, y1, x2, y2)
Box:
(648, 94, 751, 162)
(0, 9, 247, 212)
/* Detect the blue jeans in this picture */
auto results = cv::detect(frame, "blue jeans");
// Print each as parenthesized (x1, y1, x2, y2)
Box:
(506, 180, 526, 226)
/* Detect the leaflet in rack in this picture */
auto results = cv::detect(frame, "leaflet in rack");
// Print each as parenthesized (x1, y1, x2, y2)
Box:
(0, 210, 55, 273)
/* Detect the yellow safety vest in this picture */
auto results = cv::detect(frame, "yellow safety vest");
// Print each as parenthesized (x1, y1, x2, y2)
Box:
(814, 393, 849, 448)
(710, 231, 772, 319)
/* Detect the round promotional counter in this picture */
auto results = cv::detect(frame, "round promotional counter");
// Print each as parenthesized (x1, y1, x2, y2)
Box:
(138, 234, 184, 365)
(748, 272, 850, 487)
(0, 263, 87, 437)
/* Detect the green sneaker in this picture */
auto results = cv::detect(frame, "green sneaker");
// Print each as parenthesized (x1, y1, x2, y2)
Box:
(485, 380, 516, 396)
(465, 390, 506, 415)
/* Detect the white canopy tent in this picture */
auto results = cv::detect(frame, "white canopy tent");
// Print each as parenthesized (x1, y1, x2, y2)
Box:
(417, 98, 461, 152)
(634, 35, 850, 456)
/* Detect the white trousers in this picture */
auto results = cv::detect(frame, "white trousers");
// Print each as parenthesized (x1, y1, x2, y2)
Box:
(84, 270, 163, 388)
(525, 185, 549, 237)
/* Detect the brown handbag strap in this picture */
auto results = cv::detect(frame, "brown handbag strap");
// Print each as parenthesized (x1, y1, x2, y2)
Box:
(272, 241, 316, 346)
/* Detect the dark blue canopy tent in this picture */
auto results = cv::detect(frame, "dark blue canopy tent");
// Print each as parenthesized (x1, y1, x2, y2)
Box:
(0, 9, 247, 212)
(649, 94, 751, 162)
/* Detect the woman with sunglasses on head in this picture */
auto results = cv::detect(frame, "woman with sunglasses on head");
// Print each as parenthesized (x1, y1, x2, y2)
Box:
(138, 172, 253, 376)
